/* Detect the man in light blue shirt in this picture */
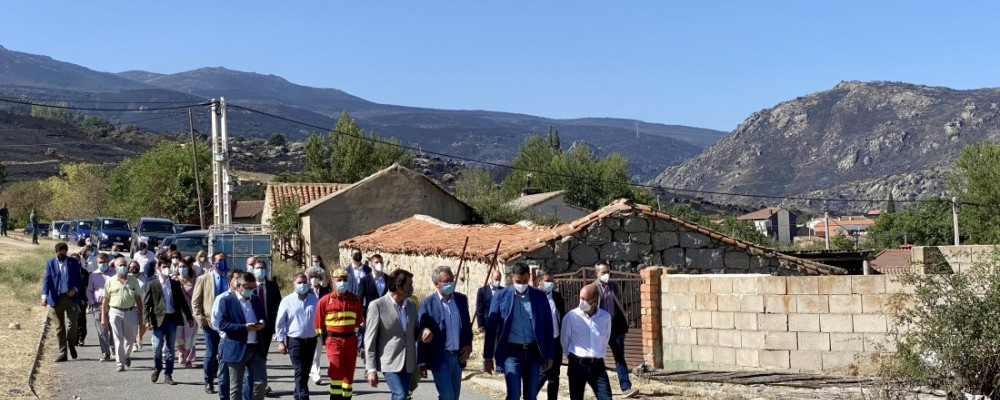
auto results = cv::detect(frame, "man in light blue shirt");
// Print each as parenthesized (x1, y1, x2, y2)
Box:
(417, 266, 473, 400)
(275, 273, 319, 400)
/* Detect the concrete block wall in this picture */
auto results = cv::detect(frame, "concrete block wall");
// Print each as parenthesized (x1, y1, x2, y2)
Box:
(641, 268, 908, 374)
(913, 245, 996, 274)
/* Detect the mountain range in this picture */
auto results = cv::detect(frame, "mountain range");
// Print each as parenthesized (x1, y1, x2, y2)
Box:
(0, 45, 726, 181)
(654, 80, 1000, 211)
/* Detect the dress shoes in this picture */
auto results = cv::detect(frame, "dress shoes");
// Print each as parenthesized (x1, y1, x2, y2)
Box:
(68, 346, 77, 359)
(204, 383, 215, 394)
(54, 354, 68, 362)
(151, 369, 161, 383)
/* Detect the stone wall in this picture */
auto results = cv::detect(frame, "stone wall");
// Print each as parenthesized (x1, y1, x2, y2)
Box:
(515, 210, 800, 275)
(913, 245, 997, 274)
(641, 268, 908, 374)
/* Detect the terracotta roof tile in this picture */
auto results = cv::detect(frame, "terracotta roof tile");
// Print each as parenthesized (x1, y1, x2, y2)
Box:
(871, 248, 913, 270)
(265, 182, 350, 210)
(234, 200, 264, 219)
(341, 199, 846, 276)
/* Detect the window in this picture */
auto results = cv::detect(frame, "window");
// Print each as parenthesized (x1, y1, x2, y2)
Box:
(140, 222, 175, 234)
(174, 236, 207, 253)
(102, 219, 130, 231)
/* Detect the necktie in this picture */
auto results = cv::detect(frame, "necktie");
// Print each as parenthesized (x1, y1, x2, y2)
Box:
(258, 285, 265, 300)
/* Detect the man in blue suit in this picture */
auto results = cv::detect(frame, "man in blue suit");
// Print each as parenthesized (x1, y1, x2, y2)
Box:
(40, 242, 83, 362)
(417, 266, 473, 400)
(483, 262, 554, 400)
(217, 272, 269, 400)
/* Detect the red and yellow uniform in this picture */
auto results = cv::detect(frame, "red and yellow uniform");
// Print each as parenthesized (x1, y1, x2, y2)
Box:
(315, 285, 363, 399)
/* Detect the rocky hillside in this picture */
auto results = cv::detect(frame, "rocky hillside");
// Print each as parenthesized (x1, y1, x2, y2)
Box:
(654, 81, 1000, 211)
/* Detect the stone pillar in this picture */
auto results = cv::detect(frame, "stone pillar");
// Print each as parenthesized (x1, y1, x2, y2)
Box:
(640, 266, 663, 368)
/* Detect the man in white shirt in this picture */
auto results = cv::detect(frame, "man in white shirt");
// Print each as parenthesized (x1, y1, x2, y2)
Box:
(133, 242, 153, 268)
(560, 284, 612, 400)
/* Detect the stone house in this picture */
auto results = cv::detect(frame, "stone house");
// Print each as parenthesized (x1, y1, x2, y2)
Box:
(262, 182, 350, 226)
(233, 200, 264, 224)
(339, 199, 844, 323)
(505, 190, 591, 223)
(301, 164, 477, 264)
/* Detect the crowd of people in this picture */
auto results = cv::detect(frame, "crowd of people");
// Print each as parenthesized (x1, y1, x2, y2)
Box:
(40, 240, 640, 400)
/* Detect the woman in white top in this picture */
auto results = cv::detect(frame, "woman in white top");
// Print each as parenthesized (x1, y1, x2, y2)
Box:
(192, 250, 209, 277)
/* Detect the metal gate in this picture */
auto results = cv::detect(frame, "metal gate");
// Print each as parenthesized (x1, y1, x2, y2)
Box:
(552, 267, 644, 368)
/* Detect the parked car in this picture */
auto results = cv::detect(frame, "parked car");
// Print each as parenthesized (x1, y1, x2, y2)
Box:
(91, 217, 132, 251)
(58, 223, 71, 240)
(23, 223, 50, 237)
(173, 224, 201, 234)
(131, 218, 175, 252)
(156, 235, 176, 253)
(173, 230, 209, 259)
(50, 220, 68, 240)
(67, 220, 92, 244)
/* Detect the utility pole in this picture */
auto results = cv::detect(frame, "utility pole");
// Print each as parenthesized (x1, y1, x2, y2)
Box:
(189, 108, 206, 229)
(824, 212, 830, 250)
(952, 196, 960, 246)
(210, 98, 232, 227)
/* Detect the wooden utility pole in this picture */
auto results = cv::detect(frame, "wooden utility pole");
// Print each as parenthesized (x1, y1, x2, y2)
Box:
(189, 108, 206, 229)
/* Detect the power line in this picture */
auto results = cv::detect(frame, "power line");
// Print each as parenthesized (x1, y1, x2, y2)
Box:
(0, 96, 211, 112)
(0, 92, 209, 105)
(227, 102, 951, 206)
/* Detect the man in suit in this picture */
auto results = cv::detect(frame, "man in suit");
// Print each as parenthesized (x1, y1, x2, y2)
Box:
(593, 262, 637, 398)
(144, 258, 196, 385)
(40, 242, 84, 361)
(483, 262, 554, 400)
(417, 266, 472, 400)
(364, 269, 419, 400)
(536, 270, 566, 400)
(252, 259, 280, 394)
(475, 269, 503, 333)
(358, 254, 387, 320)
(344, 248, 371, 355)
(192, 251, 230, 394)
(217, 272, 269, 400)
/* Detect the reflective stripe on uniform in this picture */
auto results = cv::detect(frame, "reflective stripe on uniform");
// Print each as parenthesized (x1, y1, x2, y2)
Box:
(324, 311, 356, 320)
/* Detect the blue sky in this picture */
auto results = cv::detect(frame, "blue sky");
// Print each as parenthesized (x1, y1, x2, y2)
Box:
(3, 1, 999, 132)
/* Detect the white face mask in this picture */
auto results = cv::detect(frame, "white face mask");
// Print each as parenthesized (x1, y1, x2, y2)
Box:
(160, 268, 170, 277)
(579, 300, 592, 313)
(310, 277, 321, 287)
(513, 283, 528, 293)
(312, 262, 320, 268)
(490, 280, 501, 288)
(373, 263, 383, 272)
(599, 273, 610, 283)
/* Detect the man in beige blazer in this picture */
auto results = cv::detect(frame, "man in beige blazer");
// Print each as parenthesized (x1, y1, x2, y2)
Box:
(364, 269, 420, 400)
(191, 252, 230, 394)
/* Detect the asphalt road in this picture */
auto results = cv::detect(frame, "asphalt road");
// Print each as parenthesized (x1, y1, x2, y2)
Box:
(49, 311, 496, 400)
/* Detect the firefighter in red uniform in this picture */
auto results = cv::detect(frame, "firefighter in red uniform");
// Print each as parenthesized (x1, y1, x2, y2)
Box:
(314, 268, 363, 400)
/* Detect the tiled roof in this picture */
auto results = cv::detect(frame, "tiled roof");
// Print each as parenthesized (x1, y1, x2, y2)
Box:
(340, 215, 553, 264)
(341, 199, 846, 276)
(265, 182, 350, 210)
(506, 190, 567, 210)
(737, 207, 785, 221)
(871, 248, 913, 273)
(299, 164, 472, 215)
(234, 200, 264, 219)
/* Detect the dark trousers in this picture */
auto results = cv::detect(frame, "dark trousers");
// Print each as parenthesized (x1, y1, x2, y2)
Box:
(50, 295, 79, 358)
(77, 270, 89, 344)
(286, 336, 318, 400)
(567, 354, 611, 400)
(609, 334, 632, 391)
(502, 343, 542, 400)
(536, 336, 563, 400)
(203, 326, 221, 384)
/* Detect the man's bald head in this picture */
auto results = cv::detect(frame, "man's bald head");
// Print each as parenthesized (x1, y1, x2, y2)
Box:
(580, 284, 600, 315)
(490, 269, 501, 281)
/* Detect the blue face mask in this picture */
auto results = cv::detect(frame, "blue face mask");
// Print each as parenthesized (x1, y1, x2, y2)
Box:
(216, 260, 228, 272)
(543, 281, 555, 293)
(295, 283, 309, 294)
(241, 289, 254, 299)
(335, 281, 347, 293)
(254, 268, 267, 280)
(179, 267, 189, 277)
(98, 263, 109, 273)
(116, 266, 128, 276)
(442, 282, 455, 295)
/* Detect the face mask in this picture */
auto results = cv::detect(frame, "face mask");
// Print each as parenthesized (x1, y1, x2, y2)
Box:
(513, 283, 528, 293)
(172, 258, 180, 266)
(579, 300, 592, 313)
(310, 277, 321, 287)
(117, 266, 128, 276)
(335, 281, 347, 293)
(403, 285, 414, 299)
(352, 253, 362, 262)
(216, 260, 227, 272)
(441, 283, 455, 295)
(160, 268, 170, 277)
(542, 282, 554, 293)
(311, 262, 320, 269)
(98, 263, 109, 273)
(599, 273, 610, 284)
(241, 289, 254, 299)
(373, 263, 384, 272)
(490, 280, 500, 288)
(254, 268, 267, 280)
(295, 283, 309, 294)
(179, 267, 189, 277)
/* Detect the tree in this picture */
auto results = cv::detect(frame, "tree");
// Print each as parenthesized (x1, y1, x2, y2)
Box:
(106, 141, 211, 222)
(326, 112, 412, 183)
(81, 115, 115, 137)
(867, 198, 954, 249)
(720, 216, 773, 246)
(234, 181, 266, 201)
(0, 180, 53, 227)
(829, 234, 855, 250)
(952, 143, 1000, 244)
(885, 191, 897, 214)
(45, 163, 110, 220)
(30, 102, 71, 123)
(302, 133, 330, 182)
(269, 200, 301, 240)
(455, 169, 527, 224)
(267, 132, 287, 147)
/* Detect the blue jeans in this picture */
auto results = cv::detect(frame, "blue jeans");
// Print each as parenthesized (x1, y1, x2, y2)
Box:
(203, 327, 221, 384)
(383, 371, 411, 400)
(566, 354, 611, 400)
(503, 346, 541, 400)
(151, 317, 178, 375)
(609, 334, 632, 391)
(430, 352, 463, 400)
